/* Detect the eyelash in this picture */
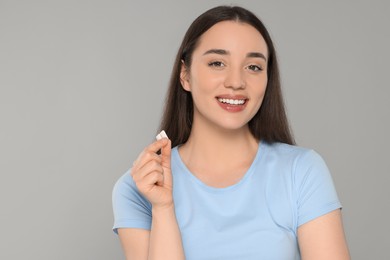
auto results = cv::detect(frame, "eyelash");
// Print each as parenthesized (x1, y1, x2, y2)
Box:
(247, 65, 263, 72)
(208, 61, 263, 72)
(208, 61, 225, 67)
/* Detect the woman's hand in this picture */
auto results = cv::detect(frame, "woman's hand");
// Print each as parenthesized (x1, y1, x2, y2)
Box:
(131, 138, 173, 209)
(121, 137, 185, 260)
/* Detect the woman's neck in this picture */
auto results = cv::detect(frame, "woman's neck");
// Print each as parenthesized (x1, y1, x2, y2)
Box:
(179, 122, 259, 176)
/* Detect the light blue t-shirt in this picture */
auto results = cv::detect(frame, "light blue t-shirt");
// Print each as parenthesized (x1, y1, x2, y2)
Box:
(112, 142, 341, 260)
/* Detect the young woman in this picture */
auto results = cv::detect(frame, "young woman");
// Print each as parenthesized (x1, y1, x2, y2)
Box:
(112, 5, 350, 260)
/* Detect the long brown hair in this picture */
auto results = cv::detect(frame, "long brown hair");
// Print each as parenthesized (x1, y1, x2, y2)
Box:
(159, 5, 295, 147)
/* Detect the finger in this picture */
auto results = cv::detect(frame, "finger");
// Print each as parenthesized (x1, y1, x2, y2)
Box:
(132, 152, 161, 171)
(134, 139, 169, 163)
(160, 138, 171, 169)
(136, 171, 164, 193)
(132, 160, 163, 182)
(160, 138, 173, 187)
(132, 151, 161, 172)
(143, 171, 164, 187)
(147, 138, 169, 153)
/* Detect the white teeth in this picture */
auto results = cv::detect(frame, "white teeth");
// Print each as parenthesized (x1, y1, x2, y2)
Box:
(218, 98, 245, 105)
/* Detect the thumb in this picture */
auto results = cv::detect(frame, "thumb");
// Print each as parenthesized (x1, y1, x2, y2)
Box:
(160, 138, 172, 186)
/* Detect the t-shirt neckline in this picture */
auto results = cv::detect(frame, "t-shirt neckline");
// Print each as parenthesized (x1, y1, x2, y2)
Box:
(172, 140, 265, 193)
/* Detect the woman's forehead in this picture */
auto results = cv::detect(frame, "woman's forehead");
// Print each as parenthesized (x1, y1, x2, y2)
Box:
(195, 21, 268, 56)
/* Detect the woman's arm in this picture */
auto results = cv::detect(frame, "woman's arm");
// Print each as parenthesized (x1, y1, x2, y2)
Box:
(118, 228, 149, 260)
(117, 138, 185, 260)
(118, 206, 184, 260)
(298, 209, 350, 260)
(148, 205, 185, 259)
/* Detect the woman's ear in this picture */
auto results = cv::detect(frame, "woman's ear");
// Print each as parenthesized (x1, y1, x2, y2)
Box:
(180, 61, 191, 92)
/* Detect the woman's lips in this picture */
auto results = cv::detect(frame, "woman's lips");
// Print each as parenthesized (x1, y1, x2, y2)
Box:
(215, 96, 248, 112)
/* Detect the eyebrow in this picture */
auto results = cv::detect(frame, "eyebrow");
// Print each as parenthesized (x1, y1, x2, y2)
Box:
(203, 49, 267, 61)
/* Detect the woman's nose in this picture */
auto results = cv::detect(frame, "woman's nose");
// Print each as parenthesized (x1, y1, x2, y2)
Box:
(224, 68, 245, 89)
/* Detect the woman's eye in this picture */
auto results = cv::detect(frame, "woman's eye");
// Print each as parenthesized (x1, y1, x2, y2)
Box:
(208, 61, 225, 67)
(247, 65, 263, 71)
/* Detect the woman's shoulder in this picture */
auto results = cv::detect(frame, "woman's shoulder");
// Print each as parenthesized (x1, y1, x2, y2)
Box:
(263, 141, 313, 156)
(113, 169, 133, 189)
(262, 141, 326, 167)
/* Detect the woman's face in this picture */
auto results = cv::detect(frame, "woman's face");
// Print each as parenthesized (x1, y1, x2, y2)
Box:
(181, 21, 268, 132)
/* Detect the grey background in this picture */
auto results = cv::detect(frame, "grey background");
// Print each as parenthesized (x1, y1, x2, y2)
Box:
(1, 0, 389, 259)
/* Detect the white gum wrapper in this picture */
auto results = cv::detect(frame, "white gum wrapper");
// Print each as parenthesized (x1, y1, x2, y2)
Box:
(156, 130, 168, 140)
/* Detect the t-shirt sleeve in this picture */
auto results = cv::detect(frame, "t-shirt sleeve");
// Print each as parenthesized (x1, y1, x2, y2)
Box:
(294, 150, 342, 227)
(112, 169, 152, 234)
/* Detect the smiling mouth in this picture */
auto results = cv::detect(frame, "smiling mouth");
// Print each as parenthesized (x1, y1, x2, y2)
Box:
(217, 98, 247, 105)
